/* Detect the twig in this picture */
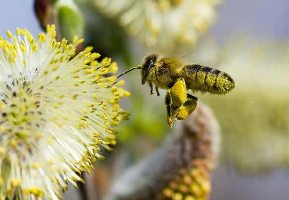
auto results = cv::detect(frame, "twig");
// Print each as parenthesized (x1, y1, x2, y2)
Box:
(105, 103, 220, 200)
(78, 173, 89, 200)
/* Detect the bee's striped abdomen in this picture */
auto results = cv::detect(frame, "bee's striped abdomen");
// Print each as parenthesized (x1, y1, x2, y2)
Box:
(182, 64, 235, 94)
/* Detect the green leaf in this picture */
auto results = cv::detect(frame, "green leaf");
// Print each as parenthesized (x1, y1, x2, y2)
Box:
(57, 4, 84, 41)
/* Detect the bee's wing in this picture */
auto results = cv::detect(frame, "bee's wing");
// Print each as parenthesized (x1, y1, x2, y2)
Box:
(160, 57, 184, 71)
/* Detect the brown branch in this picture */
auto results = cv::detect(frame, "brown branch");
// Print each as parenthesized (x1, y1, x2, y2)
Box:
(78, 173, 89, 200)
(105, 103, 220, 200)
(34, 0, 56, 30)
(34, 0, 64, 42)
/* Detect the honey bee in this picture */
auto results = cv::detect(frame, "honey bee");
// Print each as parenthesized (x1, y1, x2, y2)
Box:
(117, 54, 235, 127)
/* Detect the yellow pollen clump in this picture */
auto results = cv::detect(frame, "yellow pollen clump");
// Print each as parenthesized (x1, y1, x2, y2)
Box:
(23, 187, 44, 197)
(31, 162, 41, 169)
(38, 33, 46, 42)
(6, 31, 13, 38)
(11, 179, 21, 187)
(101, 57, 112, 66)
(116, 80, 125, 87)
(109, 62, 118, 73)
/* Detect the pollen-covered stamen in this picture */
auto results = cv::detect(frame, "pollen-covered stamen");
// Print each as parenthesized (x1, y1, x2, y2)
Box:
(0, 78, 45, 158)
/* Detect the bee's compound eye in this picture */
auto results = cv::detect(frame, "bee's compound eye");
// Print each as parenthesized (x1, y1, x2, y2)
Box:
(143, 59, 154, 75)
(141, 54, 158, 84)
(146, 59, 156, 73)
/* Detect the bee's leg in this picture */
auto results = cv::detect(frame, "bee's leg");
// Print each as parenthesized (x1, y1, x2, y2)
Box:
(176, 94, 198, 120)
(155, 86, 160, 96)
(165, 92, 172, 117)
(165, 91, 174, 127)
(170, 78, 187, 108)
(187, 93, 198, 101)
(149, 82, 154, 95)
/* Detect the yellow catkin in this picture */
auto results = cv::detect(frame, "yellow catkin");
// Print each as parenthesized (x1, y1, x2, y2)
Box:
(0, 25, 129, 200)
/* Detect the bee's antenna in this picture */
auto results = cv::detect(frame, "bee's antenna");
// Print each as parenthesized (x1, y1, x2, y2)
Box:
(112, 65, 142, 86)
(117, 65, 142, 79)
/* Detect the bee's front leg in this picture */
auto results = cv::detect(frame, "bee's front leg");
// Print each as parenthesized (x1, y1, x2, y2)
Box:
(149, 82, 154, 95)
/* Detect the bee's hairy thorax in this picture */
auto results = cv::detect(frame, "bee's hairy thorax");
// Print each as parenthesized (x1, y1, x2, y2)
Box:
(153, 60, 180, 89)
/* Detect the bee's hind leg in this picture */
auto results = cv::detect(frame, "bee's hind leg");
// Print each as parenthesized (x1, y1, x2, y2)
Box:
(155, 86, 160, 96)
(176, 94, 198, 120)
(170, 78, 187, 107)
(187, 93, 198, 101)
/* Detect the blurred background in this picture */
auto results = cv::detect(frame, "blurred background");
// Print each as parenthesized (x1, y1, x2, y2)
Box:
(2, 0, 289, 199)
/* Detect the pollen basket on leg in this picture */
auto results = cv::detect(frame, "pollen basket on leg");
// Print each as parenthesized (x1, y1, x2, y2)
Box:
(0, 26, 128, 200)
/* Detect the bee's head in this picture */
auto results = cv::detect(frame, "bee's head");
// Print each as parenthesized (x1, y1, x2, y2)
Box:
(141, 54, 158, 84)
